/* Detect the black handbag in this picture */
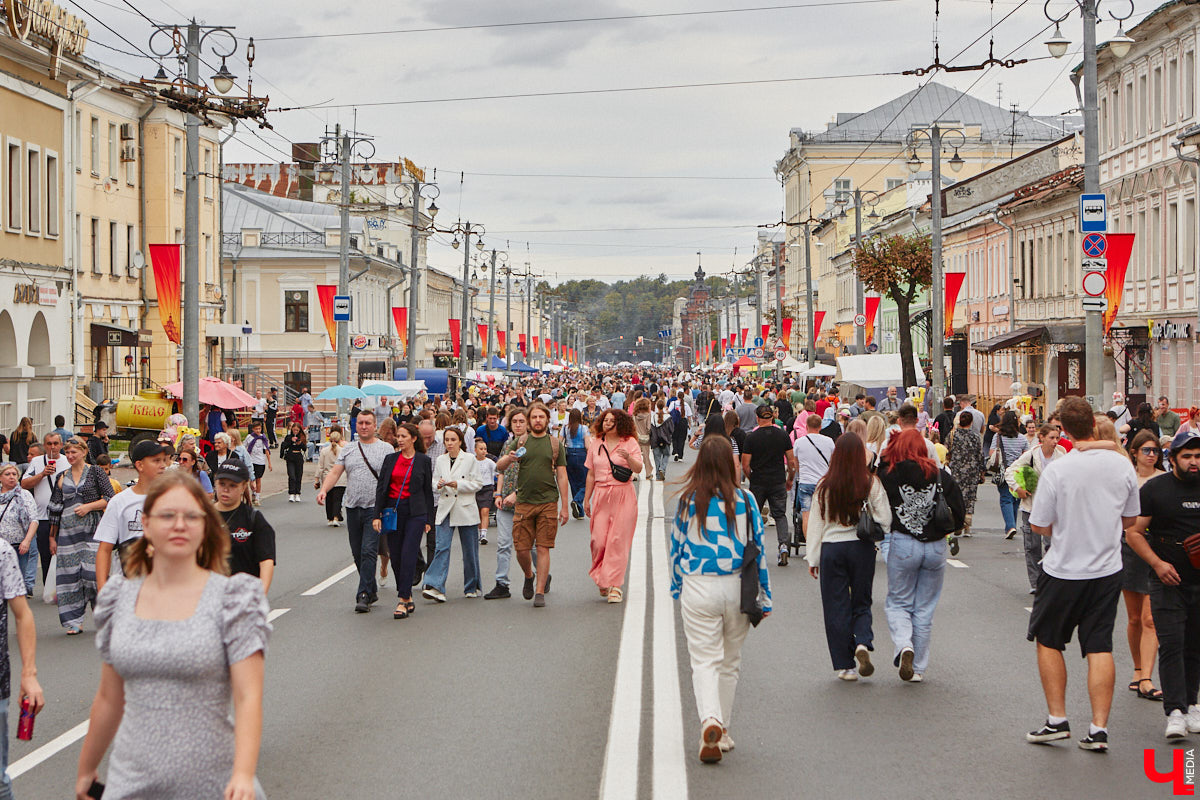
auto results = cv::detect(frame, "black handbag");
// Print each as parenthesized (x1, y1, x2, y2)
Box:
(601, 443, 633, 483)
(736, 490, 765, 627)
(925, 469, 958, 540)
(855, 496, 886, 543)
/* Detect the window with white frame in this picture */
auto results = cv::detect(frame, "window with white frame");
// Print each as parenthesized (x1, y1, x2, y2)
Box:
(203, 149, 212, 199)
(1186, 52, 1195, 118)
(1153, 67, 1162, 130)
(7, 141, 21, 230)
(90, 117, 99, 175)
(173, 137, 182, 191)
(110, 221, 119, 276)
(126, 224, 136, 276)
(833, 178, 852, 205)
(1169, 59, 1179, 121)
(90, 218, 99, 273)
(45, 153, 58, 236)
(26, 147, 39, 234)
(203, 235, 212, 284)
(1186, 199, 1197, 274)
(107, 124, 117, 179)
(885, 177, 903, 192)
(73, 110, 81, 171)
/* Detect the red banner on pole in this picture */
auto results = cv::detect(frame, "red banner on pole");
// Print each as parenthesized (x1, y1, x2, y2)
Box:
(448, 320, 461, 358)
(1103, 233, 1135, 335)
(781, 318, 794, 349)
(518, 333, 527, 357)
(544, 337, 550, 358)
(864, 296, 881, 347)
(533, 336, 539, 354)
(813, 310, 826, 340)
(477, 323, 488, 360)
(761, 324, 770, 344)
(943, 273, 967, 338)
(148, 244, 182, 344)
(720, 336, 727, 355)
(741, 328, 749, 348)
(316, 285, 337, 350)
(496, 330, 506, 359)
(392, 307, 408, 355)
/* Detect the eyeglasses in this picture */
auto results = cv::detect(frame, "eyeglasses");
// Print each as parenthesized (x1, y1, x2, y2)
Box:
(146, 510, 206, 526)
(1140, 447, 1162, 455)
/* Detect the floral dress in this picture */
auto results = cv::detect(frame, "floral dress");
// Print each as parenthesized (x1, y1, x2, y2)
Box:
(946, 427, 985, 515)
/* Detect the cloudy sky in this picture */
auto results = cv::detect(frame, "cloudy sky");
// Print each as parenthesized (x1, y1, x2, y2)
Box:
(82, 0, 1156, 284)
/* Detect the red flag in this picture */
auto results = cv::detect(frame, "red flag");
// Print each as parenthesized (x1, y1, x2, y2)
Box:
(720, 336, 727, 355)
(943, 273, 966, 338)
(148, 244, 182, 344)
(316, 285, 337, 350)
(533, 336, 539, 353)
(497, 330, 507, 359)
(393, 307, 408, 355)
(448, 319, 461, 358)
(518, 333, 527, 357)
(477, 322, 488, 360)
(544, 337, 550, 358)
(864, 296, 881, 347)
(761, 324, 770, 344)
(710, 339, 717, 362)
(1103, 233, 1135, 335)
(781, 318, 794, 349)
(814, 310, 826, 340)
(741, 327, 749, 347)
(695, 349, 701, 364)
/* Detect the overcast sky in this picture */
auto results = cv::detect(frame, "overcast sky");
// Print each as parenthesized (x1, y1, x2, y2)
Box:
(84, 0, 1156, 284)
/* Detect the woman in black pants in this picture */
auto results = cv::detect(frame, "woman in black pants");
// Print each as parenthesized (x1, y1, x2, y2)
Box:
(279, 422, 307, 502)
(372, 422, 435, 619)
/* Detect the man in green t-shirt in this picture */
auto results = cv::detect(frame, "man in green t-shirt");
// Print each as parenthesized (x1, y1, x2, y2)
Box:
(496, 403, 569, 607)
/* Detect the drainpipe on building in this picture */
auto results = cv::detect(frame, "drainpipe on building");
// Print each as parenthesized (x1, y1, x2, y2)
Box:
(66, 79, 101, 401)
(1171, 139, 1200, 396)
(992, 209, 1019, 387)
(136, 97, 158, 389)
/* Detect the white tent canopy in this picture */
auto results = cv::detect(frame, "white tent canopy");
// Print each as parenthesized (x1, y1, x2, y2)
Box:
(835, 353, 925, 389)
(357, 380, 427, 398)
(800, 363, 837, 377)
(778, 356, 807, 372)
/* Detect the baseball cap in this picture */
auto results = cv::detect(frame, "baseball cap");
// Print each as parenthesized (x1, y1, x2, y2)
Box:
(1173, 430, 1200, 453)
(130, 439, 168, 463)
(838, 405, 852, 417)
(213, 461, 251, 483)
(755, 405, 774, 419)
(94, 420, 108, 430)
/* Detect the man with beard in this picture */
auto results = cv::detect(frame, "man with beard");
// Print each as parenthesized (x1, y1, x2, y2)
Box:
(1124, 432, 1200, 739)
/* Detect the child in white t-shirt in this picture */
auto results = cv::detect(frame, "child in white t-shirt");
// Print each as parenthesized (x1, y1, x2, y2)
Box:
(473, 440, 499, 545)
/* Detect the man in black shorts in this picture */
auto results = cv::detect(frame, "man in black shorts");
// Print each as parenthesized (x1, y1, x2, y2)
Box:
(1025, 396, 1140, 752)
(1125, 431, 1200, 739)
(741, 404, 797, 567)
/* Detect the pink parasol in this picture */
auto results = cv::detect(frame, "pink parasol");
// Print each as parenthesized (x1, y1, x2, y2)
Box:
(162, 376, 258, 409)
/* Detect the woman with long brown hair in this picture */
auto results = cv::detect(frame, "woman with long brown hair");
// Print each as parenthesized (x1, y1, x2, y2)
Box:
(806, 432, 891, 681)
(584, 409, 643, 603)
(76, 471, 270, 799)
(1121, 428, 1166, 700)
(669, 435, 771, 763)
(631, 397, 653, 480)
(564, 407, 589, 518)
(877, 429, 965, 682)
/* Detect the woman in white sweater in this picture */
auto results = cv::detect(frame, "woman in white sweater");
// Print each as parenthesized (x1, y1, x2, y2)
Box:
(806, 432, 892, 681)
(421, 427, 484, 603)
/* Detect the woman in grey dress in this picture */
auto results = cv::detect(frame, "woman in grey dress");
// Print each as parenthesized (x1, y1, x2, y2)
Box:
(75, 471, 271, 800)
(48, 438, 113, 634)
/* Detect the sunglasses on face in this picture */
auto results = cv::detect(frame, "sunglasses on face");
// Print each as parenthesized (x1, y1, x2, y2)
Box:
(1140, 447, 1161, 455)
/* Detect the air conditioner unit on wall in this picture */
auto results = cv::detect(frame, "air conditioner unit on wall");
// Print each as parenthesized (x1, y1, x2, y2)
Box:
(120, 144, 136, 163)
(119, 123, 134, 141)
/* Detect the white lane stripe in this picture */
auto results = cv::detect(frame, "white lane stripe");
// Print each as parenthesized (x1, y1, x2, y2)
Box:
(300, 564, 357, 596)
(947, 559, 969, 569)
(651, 484, 688, 799)
(1025, 607, 1033, 613)
(267, 607, 290, 622)
(599, 477, 650, 800)
(7, 720, 89, 779)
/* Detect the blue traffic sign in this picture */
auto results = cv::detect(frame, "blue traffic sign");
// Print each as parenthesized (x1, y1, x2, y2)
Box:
(1081, 234, 1107, 258)
(333, 295, 352, 322)
(753, 336, 764, 348)
(1080, 193, 1107, 233)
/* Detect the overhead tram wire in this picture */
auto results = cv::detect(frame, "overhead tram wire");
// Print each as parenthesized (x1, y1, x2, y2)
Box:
(256, 0, 903, 42)
(460, 172, 777, 181)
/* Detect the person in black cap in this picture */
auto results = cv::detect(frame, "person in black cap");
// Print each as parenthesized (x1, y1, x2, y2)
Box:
(94, 439, 171, 593)
(87, 422, 110, 466)
(212, 461, 276, 592)
(1126, 431, 1200, 739)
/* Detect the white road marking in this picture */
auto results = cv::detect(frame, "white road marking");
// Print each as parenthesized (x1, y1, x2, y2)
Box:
(599, 478, 650, 800)
(651, 486, 687, 799)
(1025, 607, 1033, 613)
(267, 607, 290, 622)
(300, 564, 357, 596)
(947, 559, 969, 569)
(7, 720, 89, 779)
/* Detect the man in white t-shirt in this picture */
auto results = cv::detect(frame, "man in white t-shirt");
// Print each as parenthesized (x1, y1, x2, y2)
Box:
(94, 440, 172, 592)
(1024, 397, 1140, 753)
(791, 414, 833, 542)
(20, 432, 69, 588)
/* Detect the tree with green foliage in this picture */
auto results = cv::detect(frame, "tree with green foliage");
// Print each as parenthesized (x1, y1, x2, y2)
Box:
(852, 234, 933, 389)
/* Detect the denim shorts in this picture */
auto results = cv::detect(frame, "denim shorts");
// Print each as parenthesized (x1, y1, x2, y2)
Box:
(794, 482, 817, 512)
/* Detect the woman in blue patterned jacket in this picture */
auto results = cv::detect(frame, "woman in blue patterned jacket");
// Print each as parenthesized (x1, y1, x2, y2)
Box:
(670, 435, 772, 765)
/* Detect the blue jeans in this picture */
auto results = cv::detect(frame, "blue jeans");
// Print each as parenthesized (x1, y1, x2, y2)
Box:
(495, 507, 514, 587)
(818, 539, 877, 671)
(0, 696, 11, 800)
(997, 482, 1019, 532)
(424, 521, 481, 594)
(16, 539, 37, 595)
(884, 533, 947, 674)
(345, 506, 379, 599)
(652, 445, 670, 475)
(566, 448, 587, 507)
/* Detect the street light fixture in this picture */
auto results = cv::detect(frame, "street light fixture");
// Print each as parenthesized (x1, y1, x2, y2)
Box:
(210, 58, 235, 94)
(906, 152, 923, 173)
(948, 149, 965, 173)
(1108, 24, 1134, 57)
(1045, 23, 1071, 58)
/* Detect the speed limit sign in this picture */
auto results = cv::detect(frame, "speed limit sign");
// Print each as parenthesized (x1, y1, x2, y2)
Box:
(854, 313, 867, 327)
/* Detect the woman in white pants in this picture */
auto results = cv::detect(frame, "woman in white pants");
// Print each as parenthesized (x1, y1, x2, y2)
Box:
(670, 436, 772, 764)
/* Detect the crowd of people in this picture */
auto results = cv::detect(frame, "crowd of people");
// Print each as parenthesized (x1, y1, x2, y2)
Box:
(0, 370, 1191, 795)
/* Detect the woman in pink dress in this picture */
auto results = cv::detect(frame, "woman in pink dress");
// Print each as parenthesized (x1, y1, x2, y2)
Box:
(584, 409, 643, 604)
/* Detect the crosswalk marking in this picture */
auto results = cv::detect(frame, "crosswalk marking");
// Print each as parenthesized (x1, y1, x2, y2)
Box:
(947, 559, 969, 569)
(267, 607, 290, 622)
(300, 564, 357, 596)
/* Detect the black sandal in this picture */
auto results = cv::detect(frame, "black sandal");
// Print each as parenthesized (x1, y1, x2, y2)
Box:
(394, 603, 409, 619)
(405, 600, 415, 613)
(1128, 680, 1140, 692)
(1137, 678, 1163, 701)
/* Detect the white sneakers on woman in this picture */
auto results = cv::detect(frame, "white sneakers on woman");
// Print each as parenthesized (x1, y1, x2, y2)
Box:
(837, 669, 858, 681)
(699, 718, 723, 763)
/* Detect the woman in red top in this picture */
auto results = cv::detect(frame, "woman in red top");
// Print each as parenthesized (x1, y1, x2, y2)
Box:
(372, 423, 435, 619)
(584, 409, 643, 604)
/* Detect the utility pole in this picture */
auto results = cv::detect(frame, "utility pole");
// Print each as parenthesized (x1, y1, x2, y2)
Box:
(1081, 0, 1103, 407)
(336, 128, 350, 400)
(182, 22, 200, 426)
(458, 222, 475, 376)
(930, 124, 945, 405)
(504, 266, 512, 365)
(805, 224, 816, 370)
(525, 273, 533, 365)
(486, 249, 497, 369)
(853, 189, 866, 354)
(753, 257, 763, 339)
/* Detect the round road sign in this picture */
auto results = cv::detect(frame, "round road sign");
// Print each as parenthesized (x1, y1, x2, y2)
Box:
(1082, 270, 1107, 297)
(774, 347, 787, 360)
(1082, 233, 1107, 258)
(853, 313, 867, 327)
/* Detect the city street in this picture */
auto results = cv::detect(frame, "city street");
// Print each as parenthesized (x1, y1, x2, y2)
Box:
(6, 459, 1175, 799)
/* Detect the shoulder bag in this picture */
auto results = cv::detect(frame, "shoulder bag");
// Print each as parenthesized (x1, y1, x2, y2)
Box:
(855, 483, 886, 543)
(923, 469, 958, 541)
(991, 439, 1010, 487)
(735, 490, 766, 627)
(600, 442, 633, 483)
(358, 442, 380, 480)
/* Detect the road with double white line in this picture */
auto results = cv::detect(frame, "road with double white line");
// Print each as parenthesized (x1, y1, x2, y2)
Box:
(7, 458, 1185, 799)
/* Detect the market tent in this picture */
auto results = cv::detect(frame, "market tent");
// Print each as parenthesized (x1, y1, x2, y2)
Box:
(162, 376, 256, 409)
(779, 356, 807, 372)
(638, 360, 653, 367)
(800, 363, 837, 377)
(835, 353, 925, 389)
(487, 355, 508, 369)
(509, 360, 538, 373)
(358, 380, 427, 398)
(732, 355, 757, 369)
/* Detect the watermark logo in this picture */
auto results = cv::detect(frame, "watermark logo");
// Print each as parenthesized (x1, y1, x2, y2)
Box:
(1145, 748, 1196, 795)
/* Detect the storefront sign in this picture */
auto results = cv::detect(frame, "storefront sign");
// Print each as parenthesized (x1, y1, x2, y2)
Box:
(1150, 320, 1193, 341)
(12, 283, 54, 304)
(2, 0, 89, 78)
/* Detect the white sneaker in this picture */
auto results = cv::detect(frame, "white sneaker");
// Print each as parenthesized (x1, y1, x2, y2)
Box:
(1167, 709, 1188, 740)
(327, 520, 338, 527)
(719, 731, 735, 752)
(464, 590, 482, 598)
(1187, 705, 1200, 733)
(766, 516, 775, 527)
(910, 673, 924, 683)
(837, 669, 858, 681)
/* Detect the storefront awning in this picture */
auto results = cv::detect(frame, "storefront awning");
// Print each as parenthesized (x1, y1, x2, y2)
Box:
(90, 323, 149, 348)
(971, 325, 1046, 353)
(357, 360, 387, 376)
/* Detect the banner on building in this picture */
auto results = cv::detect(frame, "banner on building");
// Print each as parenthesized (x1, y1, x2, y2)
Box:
(1103, 233, 1135, 335)
(720, 337, 727, 356)
(497, 330, 506, 359)
(477, 323, 488, 359)
(864, 296, 880, 347)
(449, 319, 461, 358)
(741, 327, 749, 347)
(392, 307, 408, 355)
(544, 337, 551, 358)
(316, 284, 338, 350)
(944, 273, 967, 338)
(761, 324, 770, 345)
(781, 318, 793, 349)
(533, 336, 540, 353)
(148, 244, 182, 344)
(518, 333, 527, 356)
(813, 310, 826, 340)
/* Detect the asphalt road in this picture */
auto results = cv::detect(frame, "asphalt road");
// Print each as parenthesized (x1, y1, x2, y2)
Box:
(6, 453, 1189, 799)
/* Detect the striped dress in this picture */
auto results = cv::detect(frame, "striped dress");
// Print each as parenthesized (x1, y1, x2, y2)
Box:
(48, 465, 114, 631)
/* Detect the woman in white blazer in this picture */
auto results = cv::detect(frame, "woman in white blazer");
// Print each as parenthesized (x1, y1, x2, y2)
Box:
(421, 427, 484, 602)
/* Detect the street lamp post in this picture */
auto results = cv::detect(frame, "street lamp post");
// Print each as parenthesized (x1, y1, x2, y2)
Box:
(853, 189, 883, 355)
(905, 123, 966, 406)
(1045, 0, 1135, 407)
(393, 178, 440, 379)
